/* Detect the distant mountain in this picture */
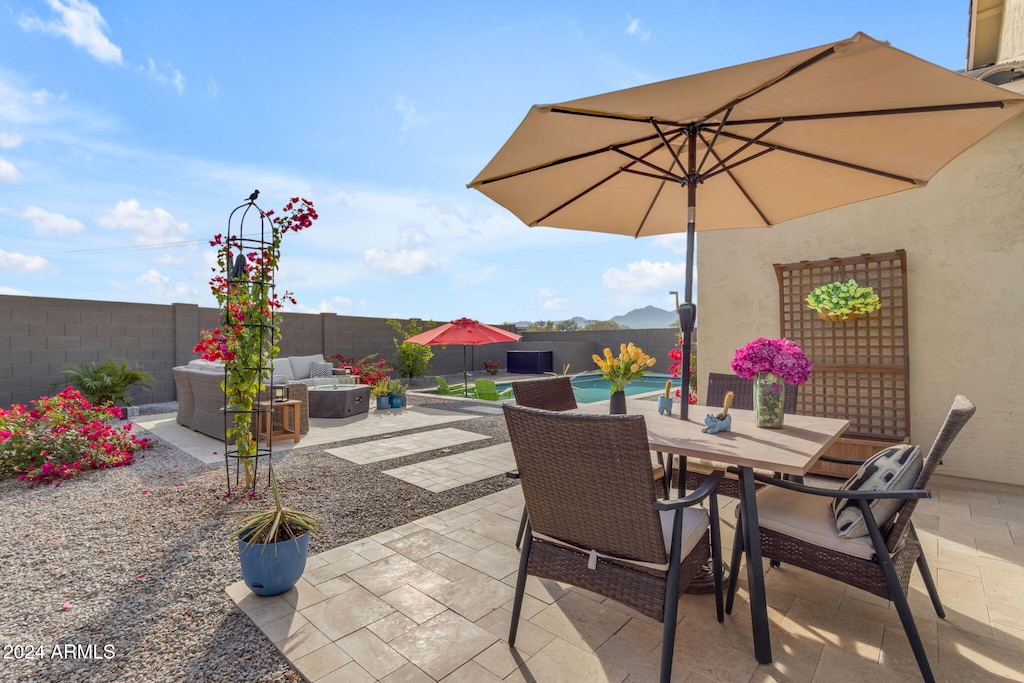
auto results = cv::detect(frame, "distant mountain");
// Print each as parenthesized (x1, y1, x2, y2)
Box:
(612, 306, 677, 329)
(514, 306, 677, 331)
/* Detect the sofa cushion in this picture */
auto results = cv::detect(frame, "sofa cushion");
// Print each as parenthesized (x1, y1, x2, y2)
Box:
(186, 359, 224, 372)
(273, 357, 296, 380)
(289, 354, 325, 380)
(831, 444, 922, 539)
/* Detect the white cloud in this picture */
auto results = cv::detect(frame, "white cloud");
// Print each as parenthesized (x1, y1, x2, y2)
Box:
(97, 199, 190, 244)
(0, 249, 50, 273)
(22, 206, 85, 235)
(0, 157, 19, 183)
(650, 233, 690, 255)
(626, 17, 651, 42)
(395, 95, 427, 132)
(0, 133, 22, 148)
(294, 296, 356, 314)
(602, 260, 686, 292)
(0, 286, 32, 295)
(133, 269, 194, 299)
(398, 228, 433, 249)
(364, 248, 439, 275)
(137, 57, 186, 94)
(19, 0, 123, 64)
(535, 288, 570, 312)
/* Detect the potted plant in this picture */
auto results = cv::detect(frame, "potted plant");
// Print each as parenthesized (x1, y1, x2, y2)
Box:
(371, 380, 392, 410)
(56, 357, 154, 417)
(806, 279, 881, 321)
(483, 360, 501, 375)
(591, 342, 656, 414)
(232, 463, 320, 597)
(388, 379, 406, 409)
(730, 337, 813, 429)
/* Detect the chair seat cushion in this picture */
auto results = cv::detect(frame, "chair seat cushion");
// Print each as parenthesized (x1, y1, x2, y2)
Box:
(831, 445, 922, 539)
(756, 486, 876, 560)
(534, 507, 708, 572)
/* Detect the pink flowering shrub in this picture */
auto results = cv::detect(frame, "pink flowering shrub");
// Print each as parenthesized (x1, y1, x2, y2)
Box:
(730, 337, 813, 385)
(0, 387, 151, 486)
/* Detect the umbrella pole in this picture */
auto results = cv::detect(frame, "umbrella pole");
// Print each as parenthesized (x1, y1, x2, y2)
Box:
(679, 127, 698, 421)
(463, 345, 468, 394)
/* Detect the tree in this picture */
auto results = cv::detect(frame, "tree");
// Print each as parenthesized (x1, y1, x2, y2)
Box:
(555, 319, 579, 332)
(385, 318, 435, 383)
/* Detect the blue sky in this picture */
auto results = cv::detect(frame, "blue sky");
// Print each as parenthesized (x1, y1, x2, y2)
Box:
(0, 1, 968, 324)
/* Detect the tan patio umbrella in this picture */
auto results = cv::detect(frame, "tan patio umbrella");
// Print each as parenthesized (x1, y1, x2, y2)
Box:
(468, 32, 1024, 420)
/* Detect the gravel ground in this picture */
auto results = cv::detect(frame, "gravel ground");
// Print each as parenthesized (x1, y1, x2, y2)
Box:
(0, 389, 517, 683)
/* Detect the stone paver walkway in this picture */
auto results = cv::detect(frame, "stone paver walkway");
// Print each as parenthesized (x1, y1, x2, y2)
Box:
(326, 428, 491, 466)
(383, 444, 516, 492)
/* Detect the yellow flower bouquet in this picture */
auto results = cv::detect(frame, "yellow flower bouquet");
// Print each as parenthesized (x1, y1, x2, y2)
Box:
(592, 342, 657, 394)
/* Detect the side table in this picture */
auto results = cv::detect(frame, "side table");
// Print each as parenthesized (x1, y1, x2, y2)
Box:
(256, 399, 302, 444)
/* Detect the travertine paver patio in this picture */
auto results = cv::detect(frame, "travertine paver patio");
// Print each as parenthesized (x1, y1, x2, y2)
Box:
(383, 444, 516, 492)
(228, 479, 1024, 682)
(326, 428, 491, 465)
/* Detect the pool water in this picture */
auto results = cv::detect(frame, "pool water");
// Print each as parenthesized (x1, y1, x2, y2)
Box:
(497, 373, 677, 404)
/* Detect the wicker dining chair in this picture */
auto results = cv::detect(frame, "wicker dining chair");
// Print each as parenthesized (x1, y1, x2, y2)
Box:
(509, 376, 669, 547)
(511, 375, 577, 411)
(725, 395, 975, 683)
(503, 404, 724, 683)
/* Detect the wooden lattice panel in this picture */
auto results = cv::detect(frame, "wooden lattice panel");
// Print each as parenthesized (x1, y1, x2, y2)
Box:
(775, 250, 909, 443)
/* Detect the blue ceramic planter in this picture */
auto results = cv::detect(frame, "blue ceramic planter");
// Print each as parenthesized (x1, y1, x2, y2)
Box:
(238, 532, 309, 597)
(376, 395, 391, 410)
(390, 395, 406, 409)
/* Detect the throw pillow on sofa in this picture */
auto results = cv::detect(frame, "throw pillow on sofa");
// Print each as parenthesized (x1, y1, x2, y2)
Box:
(288, 354, 326, 380)
(311, 361, 334, 378)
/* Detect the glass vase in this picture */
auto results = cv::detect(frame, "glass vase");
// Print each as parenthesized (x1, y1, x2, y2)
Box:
(753, 372, 785, 429)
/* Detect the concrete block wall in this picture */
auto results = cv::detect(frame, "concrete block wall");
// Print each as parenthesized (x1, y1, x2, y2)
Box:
(1, 294, 682, 408)
(1, 295, 176, 407)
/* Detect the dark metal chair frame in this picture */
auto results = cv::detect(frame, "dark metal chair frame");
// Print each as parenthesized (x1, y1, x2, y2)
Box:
(725, 395, 975, 683)
(503, 404, 724, 683)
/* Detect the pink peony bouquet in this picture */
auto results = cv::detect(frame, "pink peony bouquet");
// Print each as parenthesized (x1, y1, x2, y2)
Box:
(730, 337, 813, 385)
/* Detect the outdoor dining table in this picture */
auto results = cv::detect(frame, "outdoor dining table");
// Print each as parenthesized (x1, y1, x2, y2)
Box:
(576, 397, 849, 664)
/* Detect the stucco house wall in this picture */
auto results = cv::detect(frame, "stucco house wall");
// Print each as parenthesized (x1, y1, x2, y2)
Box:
(696, 114, 1024, 487)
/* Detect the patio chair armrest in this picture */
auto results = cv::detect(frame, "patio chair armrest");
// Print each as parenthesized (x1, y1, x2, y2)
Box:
(817, 454, 868, 465)
(653, 471, 723, 511)
(726, 467, 931, 501)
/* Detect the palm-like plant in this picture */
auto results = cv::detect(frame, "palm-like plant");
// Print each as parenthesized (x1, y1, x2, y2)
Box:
(233, 464, 320, 547)
(58, 358, 154, 406)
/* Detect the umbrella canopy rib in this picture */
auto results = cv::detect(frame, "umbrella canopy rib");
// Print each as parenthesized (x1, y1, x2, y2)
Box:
(713, 129, 923, 185)
(698, 45, 838, 124)
(723, 99, 1010, 127)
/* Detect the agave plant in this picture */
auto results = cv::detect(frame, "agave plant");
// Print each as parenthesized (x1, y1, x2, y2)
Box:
(58, 358, 154, 406)
(232, 464, 320, 549)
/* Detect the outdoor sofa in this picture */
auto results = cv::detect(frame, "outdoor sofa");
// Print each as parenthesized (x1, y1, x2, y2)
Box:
(173, 356, 329, 441)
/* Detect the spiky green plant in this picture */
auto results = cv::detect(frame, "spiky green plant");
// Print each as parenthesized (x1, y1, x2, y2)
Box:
(232, 464, 320, 550)
(57, 358, 154, 406)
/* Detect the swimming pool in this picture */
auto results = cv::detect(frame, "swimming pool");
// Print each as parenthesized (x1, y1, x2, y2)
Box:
(499, 373, 677, 404)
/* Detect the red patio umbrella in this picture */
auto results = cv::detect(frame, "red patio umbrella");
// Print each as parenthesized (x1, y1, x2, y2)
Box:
(404, 318, 522, 393)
